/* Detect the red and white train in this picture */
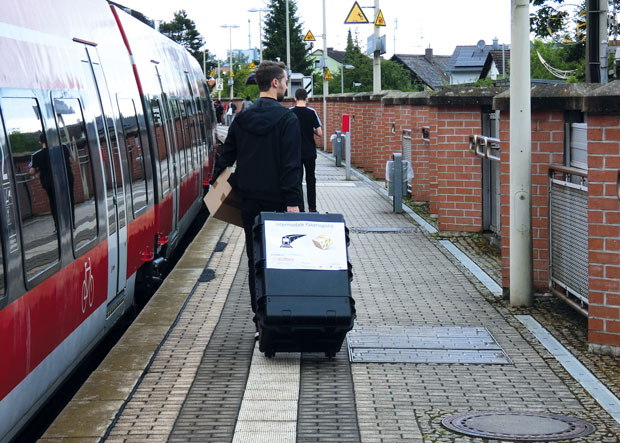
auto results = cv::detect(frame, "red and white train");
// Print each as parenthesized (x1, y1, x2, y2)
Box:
(0, 1, 217, 440)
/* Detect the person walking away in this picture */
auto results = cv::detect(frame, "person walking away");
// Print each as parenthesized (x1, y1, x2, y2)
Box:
(241, 95, 253, 112)
(212, 61, 302, 339)
(214, 99, 223, 124)
(290, 88, 322, 212)
(225, 100, 237, 125)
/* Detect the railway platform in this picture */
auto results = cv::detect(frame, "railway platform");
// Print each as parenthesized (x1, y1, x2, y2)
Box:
(41, 153, 620, 442)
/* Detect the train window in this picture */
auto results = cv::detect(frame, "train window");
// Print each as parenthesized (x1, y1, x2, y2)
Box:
(0, 120, 11, 297)
(150, 98, 170, 195)
(0, 116, 20, 257)
(195, 99, 205, 163)
(91, 64, 126, 231)
(171, 99, 186, 177)
(118, 99, 147, 214)
(1, 97, 60, 280)
(184, 99, 197, 168)
(54, 98, 97, 251)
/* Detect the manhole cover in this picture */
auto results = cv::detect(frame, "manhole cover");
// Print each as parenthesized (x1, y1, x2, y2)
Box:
(442, 411, 595, 441)
(347, 326, 512, 364)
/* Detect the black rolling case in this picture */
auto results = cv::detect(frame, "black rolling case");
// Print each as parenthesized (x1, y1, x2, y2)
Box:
(252, 212, 355, 358)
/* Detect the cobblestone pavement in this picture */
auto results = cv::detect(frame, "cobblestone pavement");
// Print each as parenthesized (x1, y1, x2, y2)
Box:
(407, 170, 620, 437)
(316, 153, 620, 442)
(81, 152, 620, 442)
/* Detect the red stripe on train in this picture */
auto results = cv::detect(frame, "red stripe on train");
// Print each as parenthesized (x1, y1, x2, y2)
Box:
(0, 241, 107, 401)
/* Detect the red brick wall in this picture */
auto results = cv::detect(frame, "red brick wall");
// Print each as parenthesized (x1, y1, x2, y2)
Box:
(435, 106, 483, 232)
(499, 110, 565, 291)
(587, 114, 620, 349)
(411, 106, 433, 202)
(310, 97, 485, 232)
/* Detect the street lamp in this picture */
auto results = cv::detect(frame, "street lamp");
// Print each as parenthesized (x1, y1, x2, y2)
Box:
(220, 24, 240, 100)
(248, 8, 269, 63)
(341, 64, 355, 93)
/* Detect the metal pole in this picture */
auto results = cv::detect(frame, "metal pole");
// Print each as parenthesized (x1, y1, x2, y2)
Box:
(345, 131, 351, 180)
(203, 47, 206, 75)
(217, 59, 221, 101)
(509, 0, 532, 306)
(393, 18, 397, 54)
(373, 0, 381, 93)
(322, 0, 328, 152)
(248, 18, 251, 50)
(601, 0, 609, 83)
(259, 10, 263, 63)
(393, 152, 402, 213)
(229, 26, 234, 100)
(341, 64, 344, 93)
(286, 0, 291, 97)
(502, 44, 506, 78)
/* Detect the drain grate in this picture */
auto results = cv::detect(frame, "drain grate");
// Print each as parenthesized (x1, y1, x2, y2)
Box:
(442, 411, 595, 441)
(350, 227, 413, 233)
(347, 326, 511, 364)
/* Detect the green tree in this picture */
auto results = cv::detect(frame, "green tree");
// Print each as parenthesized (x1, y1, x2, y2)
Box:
(263, 0, 312, 74)
(159, 10, 215, 74)
(531, 39, 585, 82)
(530, 0, 620, 39)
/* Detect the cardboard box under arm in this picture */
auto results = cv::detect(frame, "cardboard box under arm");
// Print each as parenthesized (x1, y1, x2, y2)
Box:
(203, 167, 243, 227)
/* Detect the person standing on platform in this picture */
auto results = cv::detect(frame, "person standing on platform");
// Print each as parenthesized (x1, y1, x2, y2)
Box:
(212, 60, 302, 338)
(241, 95, 253, 112)
(290, 88, 322, 212)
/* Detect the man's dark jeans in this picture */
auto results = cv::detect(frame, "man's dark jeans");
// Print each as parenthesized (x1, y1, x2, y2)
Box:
(241, 199, 286, 317)
(301, 157, 316, 212)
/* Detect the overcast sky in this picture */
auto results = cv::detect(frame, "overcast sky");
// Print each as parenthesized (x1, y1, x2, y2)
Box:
(117, 0, 512, 60)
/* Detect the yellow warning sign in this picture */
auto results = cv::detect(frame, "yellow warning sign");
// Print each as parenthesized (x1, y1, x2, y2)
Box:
(375, 9, 386, 27)
(209, 70, 215, 77)
(325, 68, 332, 80)
(249, 62, 256, 69)
(304, 30, 316, 42)
(344, 1, 369, 24)
(230, 70, 234, 77)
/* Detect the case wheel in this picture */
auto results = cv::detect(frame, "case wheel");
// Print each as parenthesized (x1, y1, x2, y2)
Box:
(265, 350, 276, 358)
(325, 352, 336, 358)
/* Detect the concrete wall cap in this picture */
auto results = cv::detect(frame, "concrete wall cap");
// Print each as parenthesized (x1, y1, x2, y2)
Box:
(430, 86, 506, 107)
(382, 91, 431, 105)
(584, 80, 620, 113)
(493, 83, 592, 111)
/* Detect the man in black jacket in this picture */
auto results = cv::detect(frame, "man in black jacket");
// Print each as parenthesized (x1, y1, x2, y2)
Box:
(212, 60, 302, 337)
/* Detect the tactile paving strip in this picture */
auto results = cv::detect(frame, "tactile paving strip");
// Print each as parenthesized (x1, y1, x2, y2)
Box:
(297, 351, 362, 443)
(169, 257, 255, 442)
(347, 326, 512, 364)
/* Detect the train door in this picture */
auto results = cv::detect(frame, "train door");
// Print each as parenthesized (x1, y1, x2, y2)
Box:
(154, 65, 179, 237)
(79, 44, 128, 306)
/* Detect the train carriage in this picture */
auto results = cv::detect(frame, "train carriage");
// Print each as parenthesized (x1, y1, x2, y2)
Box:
(0, 1, 215, 440)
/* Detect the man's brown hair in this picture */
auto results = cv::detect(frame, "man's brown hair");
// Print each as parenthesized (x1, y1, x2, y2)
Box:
(294, 88, 308, 101)
(255, 60, 286, 92)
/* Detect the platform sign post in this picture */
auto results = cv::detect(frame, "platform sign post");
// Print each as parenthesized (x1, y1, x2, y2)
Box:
(342, 114, 351, 180)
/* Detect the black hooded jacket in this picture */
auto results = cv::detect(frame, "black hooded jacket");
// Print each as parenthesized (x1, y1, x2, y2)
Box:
(213, 97, 302, 207)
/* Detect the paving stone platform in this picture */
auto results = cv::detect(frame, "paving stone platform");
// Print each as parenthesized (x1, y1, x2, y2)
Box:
(42, 154, 620, 442)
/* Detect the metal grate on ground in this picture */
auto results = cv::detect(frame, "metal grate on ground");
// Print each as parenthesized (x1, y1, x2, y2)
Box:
(347, 326, 512, 364)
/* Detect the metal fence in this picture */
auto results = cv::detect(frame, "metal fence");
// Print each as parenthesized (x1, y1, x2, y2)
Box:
(549, 165, 589, 314)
